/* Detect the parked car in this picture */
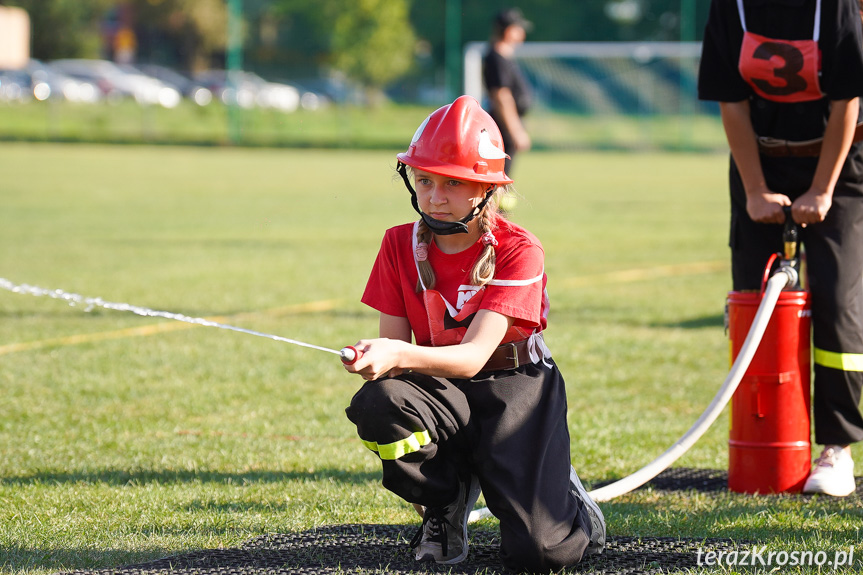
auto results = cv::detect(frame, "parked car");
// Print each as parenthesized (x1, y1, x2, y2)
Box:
(49, 59, 129, 103)
(115, 64, 182, 108)
(26, 59, 101, 103)
(194, 70, 300, 112)
(194, 69, 252, 109)
(293, 75, 364, 106)
(137, 63, 212, 106)
(280, 81, 329, 111)
(0, 69, 31, 102)
(49, 59, 181, 108)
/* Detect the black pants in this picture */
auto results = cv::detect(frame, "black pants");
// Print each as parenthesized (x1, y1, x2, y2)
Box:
(345, 361, 592, 573)
(730, 173, 863, 445)
(491, 112, 519, 176)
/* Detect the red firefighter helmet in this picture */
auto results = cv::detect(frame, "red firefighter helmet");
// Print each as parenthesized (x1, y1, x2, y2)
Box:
(397, 95, 512, 185)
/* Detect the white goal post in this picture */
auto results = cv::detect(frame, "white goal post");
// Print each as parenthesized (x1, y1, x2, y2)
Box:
(463, 41, 720, 150)
(464, 41, 703, 107)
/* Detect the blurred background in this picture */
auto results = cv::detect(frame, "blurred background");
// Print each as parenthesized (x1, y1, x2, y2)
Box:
(0, 0, 721, 150)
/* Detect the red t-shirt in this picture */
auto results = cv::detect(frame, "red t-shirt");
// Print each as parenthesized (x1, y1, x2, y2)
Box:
(362, 218, 548, 347)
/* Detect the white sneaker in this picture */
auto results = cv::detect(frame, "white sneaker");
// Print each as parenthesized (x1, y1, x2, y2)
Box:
(570, 466, 606, 556)
(802, 445, 856, 497)
(411, 475, 481, 564)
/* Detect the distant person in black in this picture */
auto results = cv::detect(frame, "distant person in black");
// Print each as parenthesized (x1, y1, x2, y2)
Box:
(483, 8, 533, 177)
(699, 0, 863, 497)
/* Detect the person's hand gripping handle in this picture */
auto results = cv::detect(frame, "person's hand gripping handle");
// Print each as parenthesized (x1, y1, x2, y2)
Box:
(340, 346, 363, 365)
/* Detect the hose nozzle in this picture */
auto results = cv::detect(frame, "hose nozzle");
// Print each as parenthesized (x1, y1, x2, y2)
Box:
(340, 346, 361, 365)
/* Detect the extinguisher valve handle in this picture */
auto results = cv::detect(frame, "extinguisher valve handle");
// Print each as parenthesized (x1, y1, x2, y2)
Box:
(782, 207, 799, 261)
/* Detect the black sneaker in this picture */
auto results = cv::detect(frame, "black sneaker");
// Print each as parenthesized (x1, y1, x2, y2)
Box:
(570, 466, 606, 555)
(410, 475, 482, 564)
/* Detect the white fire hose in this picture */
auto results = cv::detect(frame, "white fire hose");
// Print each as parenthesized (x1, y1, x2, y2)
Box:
(467, 267, 796, 522)
(0, 272, 795, 521)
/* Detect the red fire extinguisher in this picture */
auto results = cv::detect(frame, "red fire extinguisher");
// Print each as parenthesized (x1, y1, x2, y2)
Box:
(726, 211, 811, 494)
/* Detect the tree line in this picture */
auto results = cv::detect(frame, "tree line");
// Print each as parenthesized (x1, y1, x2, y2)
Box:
(3, 0, 707, 96)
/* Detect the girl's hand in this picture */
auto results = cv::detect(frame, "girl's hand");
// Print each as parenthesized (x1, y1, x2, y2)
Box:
(791, 188, 833, 227)
(746, 191, 791, 224)
(347, 310, 511, 380)
(343, 338, 407, 381)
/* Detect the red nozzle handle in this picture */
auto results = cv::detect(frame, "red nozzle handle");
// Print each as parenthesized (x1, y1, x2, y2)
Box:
(340, 346, 362, 365)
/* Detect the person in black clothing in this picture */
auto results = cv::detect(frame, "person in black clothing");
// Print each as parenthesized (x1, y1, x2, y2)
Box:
(483, 8, 533, 177)
(699, 0, 863, 496)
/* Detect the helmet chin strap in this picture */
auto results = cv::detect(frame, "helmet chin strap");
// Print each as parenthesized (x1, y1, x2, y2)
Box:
(397, 162, 495, 236)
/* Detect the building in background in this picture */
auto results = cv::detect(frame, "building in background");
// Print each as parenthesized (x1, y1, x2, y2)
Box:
(0, 5, 29, 68)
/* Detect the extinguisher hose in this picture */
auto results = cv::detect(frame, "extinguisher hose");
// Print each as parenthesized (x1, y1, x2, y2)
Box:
(467, 269, 793, 521)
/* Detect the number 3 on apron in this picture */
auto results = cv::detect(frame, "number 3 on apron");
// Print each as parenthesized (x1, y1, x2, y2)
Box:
(737, 0, 824, 103)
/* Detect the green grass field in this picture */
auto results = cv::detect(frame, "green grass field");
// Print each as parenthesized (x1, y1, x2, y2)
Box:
(0, 100, 727, 152)
(1, 143, 860, 574)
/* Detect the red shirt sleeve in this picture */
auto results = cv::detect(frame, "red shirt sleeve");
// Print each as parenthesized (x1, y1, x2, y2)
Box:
(481, 223, 547, 331)
(361, 227, 409, 319)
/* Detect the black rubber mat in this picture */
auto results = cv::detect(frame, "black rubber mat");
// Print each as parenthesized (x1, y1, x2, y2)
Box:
(602, 467, 729, 493)
(618, 466, 862, 497)
(67, 524, 741, 575)
(60, 468, 860, 575)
